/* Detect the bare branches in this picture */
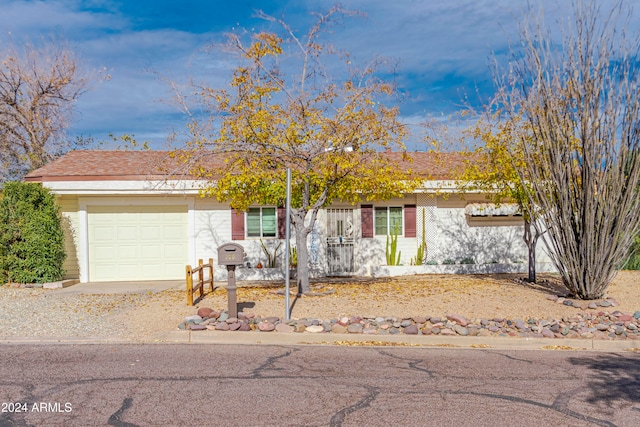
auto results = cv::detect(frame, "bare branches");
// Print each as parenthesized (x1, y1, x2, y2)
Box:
(171, 6, 417, 293)
(500, 1, 640, 299)
(0, 40, 89, 181)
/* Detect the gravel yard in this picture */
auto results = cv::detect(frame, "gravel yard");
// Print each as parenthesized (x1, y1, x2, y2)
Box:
(1, 271, 639, 341)
(0, 289, 155, 339)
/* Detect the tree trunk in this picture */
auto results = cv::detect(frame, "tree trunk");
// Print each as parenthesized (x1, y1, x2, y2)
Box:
(294, 223, 311, 294)
(523, 219, 539, 283)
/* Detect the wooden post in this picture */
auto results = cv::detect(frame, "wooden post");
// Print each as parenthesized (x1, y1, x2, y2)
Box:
(208, 258, 214, 292)
(186, 257, 216, 306)
(186, 264, 193, 306)
(197, 259, 204, 299)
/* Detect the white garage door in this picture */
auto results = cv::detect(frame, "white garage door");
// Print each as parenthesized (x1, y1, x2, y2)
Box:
(88, 205, 188, 282)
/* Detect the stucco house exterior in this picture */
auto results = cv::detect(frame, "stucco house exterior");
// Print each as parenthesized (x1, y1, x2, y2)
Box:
(24, 150, 552, 283)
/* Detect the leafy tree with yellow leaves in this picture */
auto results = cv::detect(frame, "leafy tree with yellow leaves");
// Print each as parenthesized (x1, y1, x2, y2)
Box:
(172, 6, 419, 293)
(459, 116, 542, 283)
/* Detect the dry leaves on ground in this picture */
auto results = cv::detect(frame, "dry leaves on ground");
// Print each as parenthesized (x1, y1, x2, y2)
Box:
(117, 271, 640, 340)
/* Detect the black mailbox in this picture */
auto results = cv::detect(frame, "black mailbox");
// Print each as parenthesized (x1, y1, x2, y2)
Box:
(217, 243, 246, 266)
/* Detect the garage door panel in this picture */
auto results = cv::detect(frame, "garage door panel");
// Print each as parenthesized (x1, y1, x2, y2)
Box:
(93, 245, 117, 261)
(92, 265, 114, 280)
(140, 226, 161, 240)
(88, 205, 188, 282)
(91, 212, 115, 224)
(141, 264, 163, 277)
(117, 264, 140, 278)
(163, 244, 185, 258)
(117, 226, 139, 240)
(140, 245, 162, 259)
(118, 212, 138, 222)
(93, 226, 116, 241)
(117, 245, 139, 260)
(163, 225, 184, 239)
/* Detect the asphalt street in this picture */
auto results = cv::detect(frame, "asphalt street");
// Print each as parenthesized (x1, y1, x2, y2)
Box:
(0, 344, 638, 426)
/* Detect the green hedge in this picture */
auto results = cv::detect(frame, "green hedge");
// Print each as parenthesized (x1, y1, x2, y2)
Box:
(623, 235, 640, 270)
(0, 182, 66, 284)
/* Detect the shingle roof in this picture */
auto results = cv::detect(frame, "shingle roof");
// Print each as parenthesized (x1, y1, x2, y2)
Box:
(24, 150, 199, 182)
(24, 150, 470, 182)
(383, 151, 470, 180)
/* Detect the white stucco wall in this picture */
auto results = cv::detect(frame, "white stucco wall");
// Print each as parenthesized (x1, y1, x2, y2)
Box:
(428, 195, 527, 265)
(193, 197, 231, 264)
(47, 180, 551, 282)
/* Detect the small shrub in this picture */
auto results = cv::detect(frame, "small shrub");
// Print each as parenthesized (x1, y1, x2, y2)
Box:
(460, 257, 475, 265)
(624, 255, 640, 270)
(0, 182, 66, 283)
(442, 259, 456, 265)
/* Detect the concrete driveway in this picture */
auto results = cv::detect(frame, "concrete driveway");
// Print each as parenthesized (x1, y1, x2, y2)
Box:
(53, 280, 184, 295)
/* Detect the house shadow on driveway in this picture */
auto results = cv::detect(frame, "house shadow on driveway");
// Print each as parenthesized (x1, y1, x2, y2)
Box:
(53, 280, 185, 295)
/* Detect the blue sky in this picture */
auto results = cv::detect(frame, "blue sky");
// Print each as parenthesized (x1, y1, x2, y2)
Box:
(0, 0, 634, 150)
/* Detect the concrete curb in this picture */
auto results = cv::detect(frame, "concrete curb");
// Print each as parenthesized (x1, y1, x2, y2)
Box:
(0, 337, 133, 345)
(177, 331, 640, 351)
(2, 332, 639, 351)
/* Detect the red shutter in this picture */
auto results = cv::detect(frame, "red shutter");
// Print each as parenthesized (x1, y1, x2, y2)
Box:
(361, 205, 373, 238)
(278, 207, 286, 239)
(404, 205, 416, 238)
(231, 209, 245, 240)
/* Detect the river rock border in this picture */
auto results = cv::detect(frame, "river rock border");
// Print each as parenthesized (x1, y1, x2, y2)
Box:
(180, 304, 640, 340)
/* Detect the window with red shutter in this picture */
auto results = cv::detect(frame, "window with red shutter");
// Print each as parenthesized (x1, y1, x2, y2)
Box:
(278, 207, 286, 239)
(361, 205, 373, 238)
(231, 209, 245, 240)
(404, 204, 416, 238)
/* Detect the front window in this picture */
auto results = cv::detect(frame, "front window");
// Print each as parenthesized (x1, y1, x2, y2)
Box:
(247, 207, 276, 238)
(375, 206, 402, 235)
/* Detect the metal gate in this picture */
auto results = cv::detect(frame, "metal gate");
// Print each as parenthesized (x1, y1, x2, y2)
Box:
(326, 209, 355, 275)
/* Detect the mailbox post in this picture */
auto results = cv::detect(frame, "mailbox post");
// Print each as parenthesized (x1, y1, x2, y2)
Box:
(217, 243, 246, 318)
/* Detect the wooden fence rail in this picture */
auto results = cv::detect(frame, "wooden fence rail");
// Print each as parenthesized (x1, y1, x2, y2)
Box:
(186, 258, 214, 306)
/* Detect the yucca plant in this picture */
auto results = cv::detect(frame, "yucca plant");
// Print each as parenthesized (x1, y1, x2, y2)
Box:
(259, 239, 282, 268)
(289, 245, 297, 268)
(411, 208, 428, 265)
(411, 242, 426, 266)
(386, 224, 401, 266)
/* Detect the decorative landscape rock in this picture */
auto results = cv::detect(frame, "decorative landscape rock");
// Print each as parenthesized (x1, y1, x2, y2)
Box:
(197, 307, 214, 318)
(181, 305, 640, 340)
(403, 324, 419, 335)
(453, 325, 469, 336)
(214, 322, 230, 331)
(347, 323, 364, 334)
(258, 322, 275, 332)
(446, 314, 468, 327)
(275, 323, 295, 333)
(331, 324, 347, 334)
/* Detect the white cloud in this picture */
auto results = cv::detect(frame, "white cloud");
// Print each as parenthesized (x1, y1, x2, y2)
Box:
(2, 0, 640, 148)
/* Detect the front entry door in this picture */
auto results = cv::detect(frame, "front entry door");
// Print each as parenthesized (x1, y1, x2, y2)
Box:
(326, 209, 355, 275)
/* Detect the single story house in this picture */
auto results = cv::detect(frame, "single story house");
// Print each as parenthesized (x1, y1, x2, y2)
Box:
(25, 150, 553, 283)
